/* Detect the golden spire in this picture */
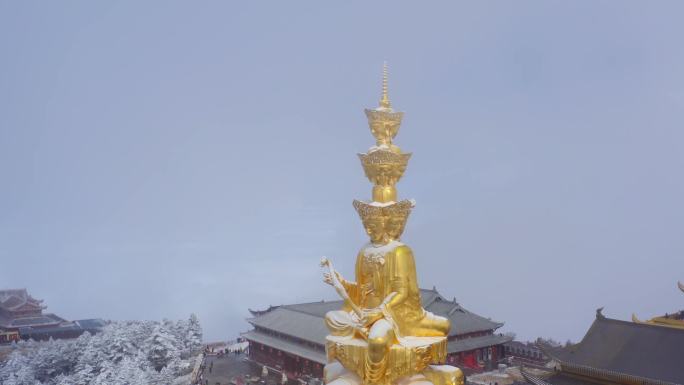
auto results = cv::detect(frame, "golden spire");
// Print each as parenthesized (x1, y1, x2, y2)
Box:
(364, 62, 404, 151)
(358, 62, 409, 203)
(379, 62, 391, 110)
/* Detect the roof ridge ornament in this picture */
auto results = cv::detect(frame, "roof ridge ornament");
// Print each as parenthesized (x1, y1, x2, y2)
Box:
(596, 307, 605, 319)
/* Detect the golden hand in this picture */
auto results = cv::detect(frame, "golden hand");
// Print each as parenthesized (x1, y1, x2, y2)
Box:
(323, 271, 344, 286)
(323, 272, 334, 286)
(361, 308, 384, 326)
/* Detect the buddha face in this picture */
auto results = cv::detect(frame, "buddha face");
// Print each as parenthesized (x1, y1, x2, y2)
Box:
(385, 215, 407, 241)
(368, 119, 400, 147)
(371, 123, 389, 144)
(363, 216, 390, 244)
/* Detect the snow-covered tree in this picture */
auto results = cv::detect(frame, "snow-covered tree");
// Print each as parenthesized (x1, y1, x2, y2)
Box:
(146, 324, 180, 371)
(185, 313, 203, 351)
(0, 315, 203, 385)
(4, 365, 38, 385)
(1, 352, 36, 384)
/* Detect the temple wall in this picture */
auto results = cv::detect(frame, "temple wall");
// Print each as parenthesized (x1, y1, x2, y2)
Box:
(248, 341, 324, 379)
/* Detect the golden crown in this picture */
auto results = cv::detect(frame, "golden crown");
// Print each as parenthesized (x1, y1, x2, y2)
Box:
(358, 149, 412, 186)
(364, 108, 404, 147)
(352, 199, 415, 239)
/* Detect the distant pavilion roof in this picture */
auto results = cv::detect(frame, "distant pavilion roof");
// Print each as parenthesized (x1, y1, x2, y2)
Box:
(74, 318, 107, 331)
(542, 310, 684, 385)
(0, 289, 45, 312)
(8, 313, 64, 327)
(245, 288, 508, 355)
(18, 318, 106, 339)
(0, 312, 64, 329)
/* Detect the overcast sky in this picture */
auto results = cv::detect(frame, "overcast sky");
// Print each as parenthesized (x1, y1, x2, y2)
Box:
(1, 1, 684, 343)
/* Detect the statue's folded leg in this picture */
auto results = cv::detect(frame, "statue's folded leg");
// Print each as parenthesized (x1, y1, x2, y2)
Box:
(325, 310, 356, 337)
(409, 312, 450, 337)
(365, 319, 394, 385)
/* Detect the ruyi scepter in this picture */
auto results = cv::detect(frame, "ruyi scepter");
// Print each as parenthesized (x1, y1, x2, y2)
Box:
(320, 257, 363, 318)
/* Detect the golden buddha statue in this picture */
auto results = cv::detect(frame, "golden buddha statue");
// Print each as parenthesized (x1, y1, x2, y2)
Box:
(321, 64, 463, 385)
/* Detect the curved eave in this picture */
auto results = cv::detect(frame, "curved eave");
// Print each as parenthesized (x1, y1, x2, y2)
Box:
(543, 314, 684, 384)
(553, 360, 680, 385)
(241, 330, 327, 364)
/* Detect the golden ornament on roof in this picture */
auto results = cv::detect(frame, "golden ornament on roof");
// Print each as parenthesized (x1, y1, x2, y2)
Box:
(631, 281, 684, 330)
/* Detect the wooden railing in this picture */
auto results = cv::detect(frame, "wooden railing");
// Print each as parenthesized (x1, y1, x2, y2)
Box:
(189, 352, 205, 385)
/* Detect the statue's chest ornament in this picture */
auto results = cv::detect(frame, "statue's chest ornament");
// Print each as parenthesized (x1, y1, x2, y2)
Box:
(363, 253, 386, 267)
(360, 253, 386, 298)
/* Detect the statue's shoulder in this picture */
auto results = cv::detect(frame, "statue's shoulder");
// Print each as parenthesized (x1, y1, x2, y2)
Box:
(391, 243, 415, 265)
(393, 243, 414, 256)
(359, 240, 413, 257)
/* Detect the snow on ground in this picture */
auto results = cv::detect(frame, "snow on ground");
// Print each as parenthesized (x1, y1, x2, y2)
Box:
(0, 314, 203, 385)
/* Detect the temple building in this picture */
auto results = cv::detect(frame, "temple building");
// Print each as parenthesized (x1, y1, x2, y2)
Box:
(520, 284, 684, 385)
(0, 289, 104, 343)
(243, 287, 511, 379)
(503, 340, 549, 365)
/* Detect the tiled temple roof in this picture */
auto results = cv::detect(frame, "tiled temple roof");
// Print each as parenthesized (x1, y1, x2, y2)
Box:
(543, 311, 684, 385)
(246, 288, 507, 352)
(447, 334, 512, 353)
(242, 330, 327, 364)
(0, 289, 45, 312)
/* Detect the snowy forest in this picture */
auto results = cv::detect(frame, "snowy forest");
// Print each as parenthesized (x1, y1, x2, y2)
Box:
(0, 314, 202, 385)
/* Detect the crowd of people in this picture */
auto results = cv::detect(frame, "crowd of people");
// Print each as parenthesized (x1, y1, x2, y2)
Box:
(192, 341, 249, 385)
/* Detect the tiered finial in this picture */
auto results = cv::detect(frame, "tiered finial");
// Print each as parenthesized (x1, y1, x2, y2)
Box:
(380, 62, 391, 109)
(354, 64, 414, 241)
(365, 63, 404, 150)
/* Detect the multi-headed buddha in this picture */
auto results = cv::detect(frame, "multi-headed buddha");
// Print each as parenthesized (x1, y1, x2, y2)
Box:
(323, 200, 450, 385)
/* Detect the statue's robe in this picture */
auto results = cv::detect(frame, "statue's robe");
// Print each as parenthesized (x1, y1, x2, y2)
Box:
(326, 241, 449, 339)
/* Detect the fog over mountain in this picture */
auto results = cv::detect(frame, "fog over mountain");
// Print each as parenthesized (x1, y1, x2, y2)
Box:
(1, 1, 683, 343)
